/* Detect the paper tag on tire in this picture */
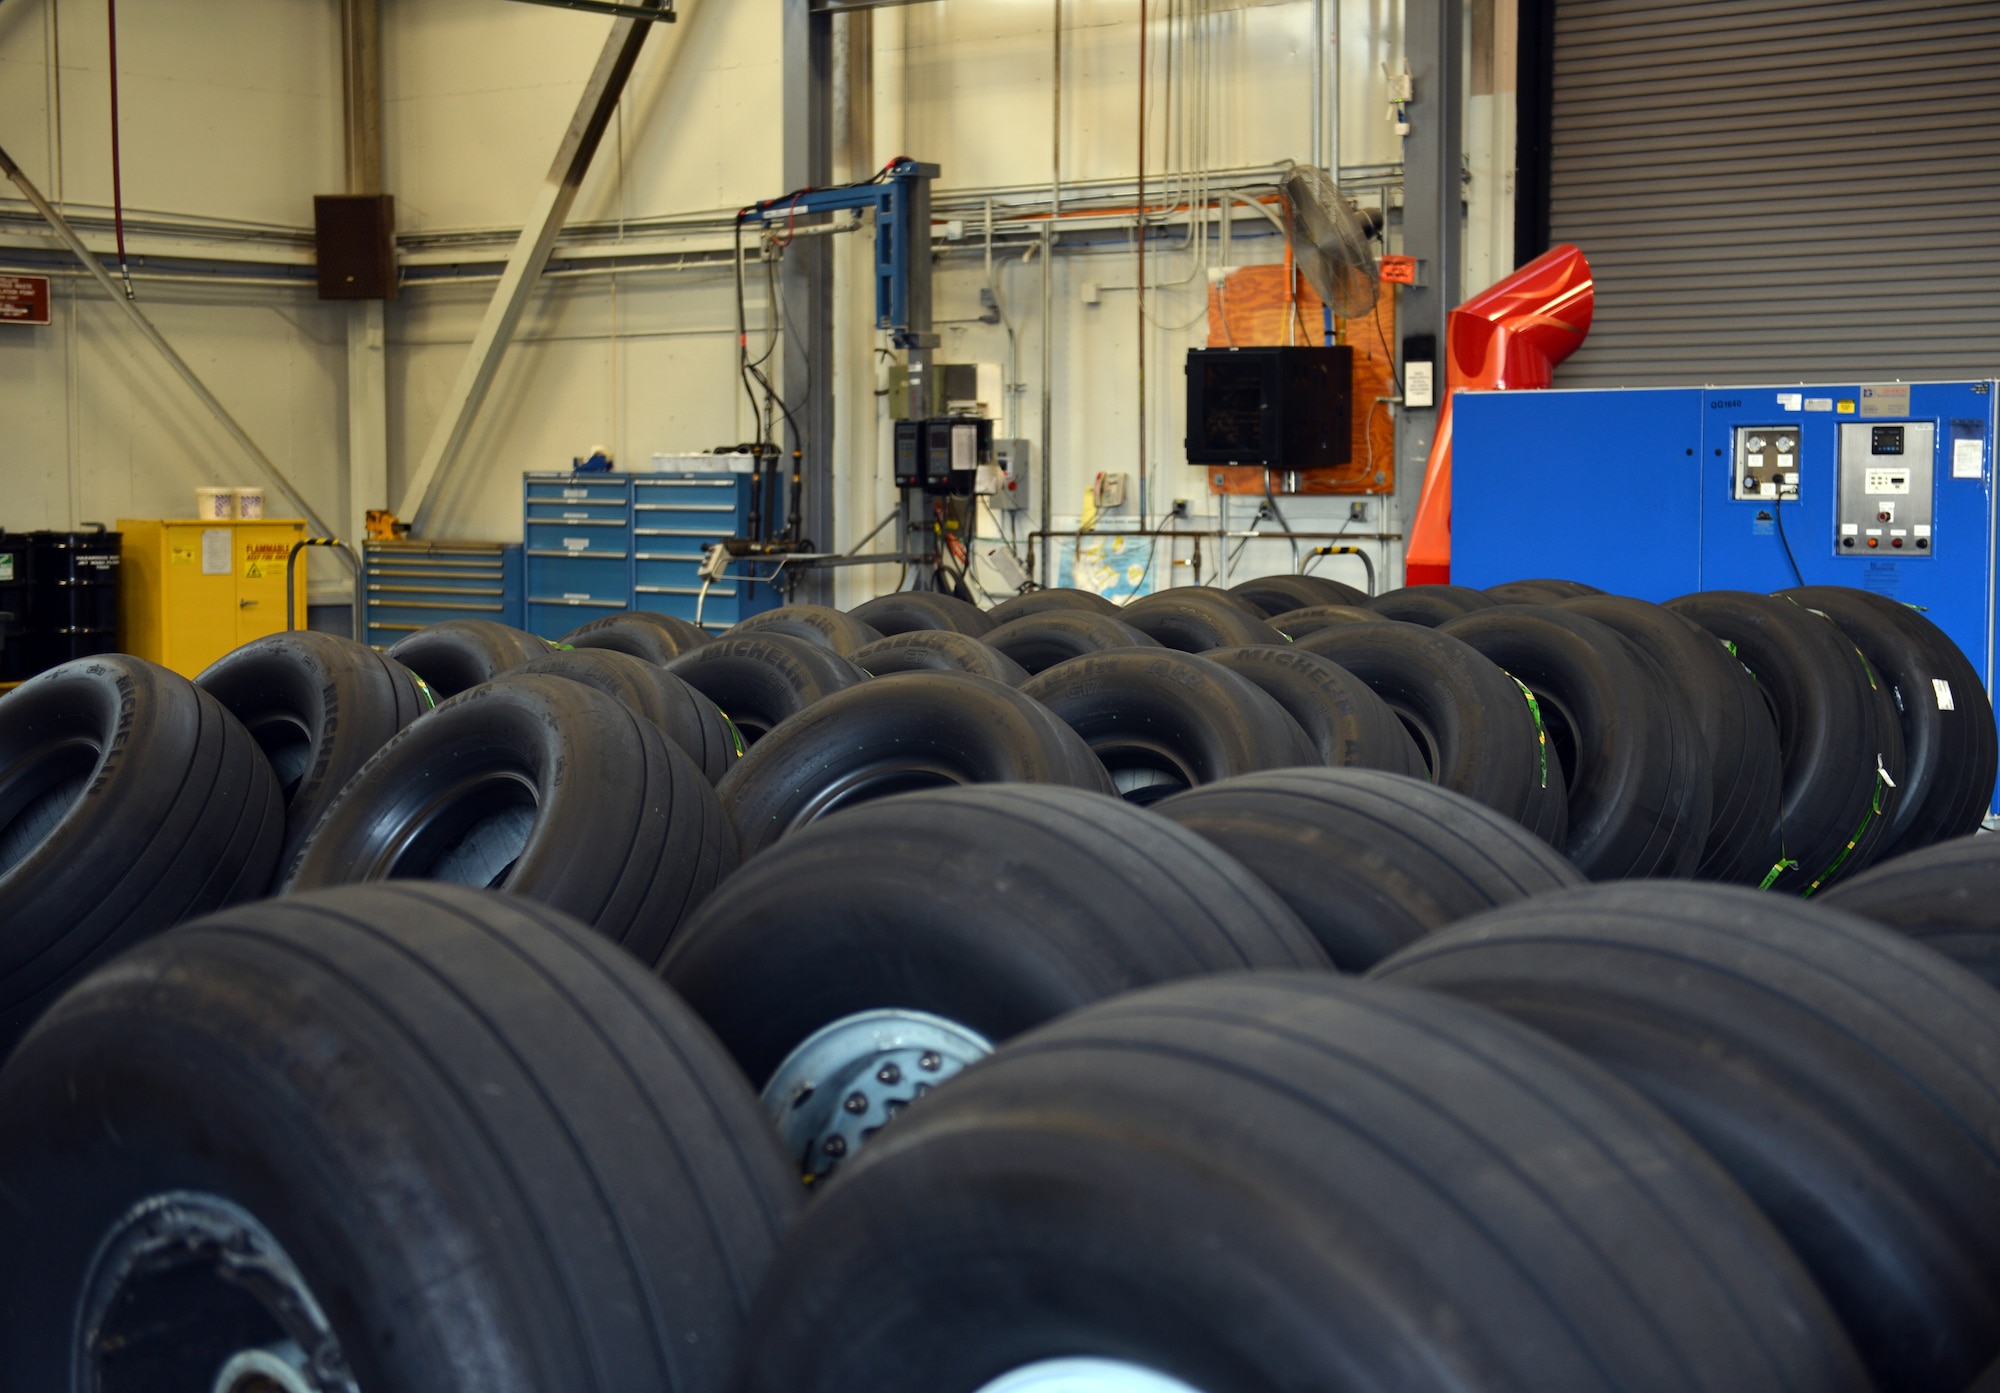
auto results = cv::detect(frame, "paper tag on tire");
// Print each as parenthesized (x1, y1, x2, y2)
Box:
(1934, 678, 1955, 711)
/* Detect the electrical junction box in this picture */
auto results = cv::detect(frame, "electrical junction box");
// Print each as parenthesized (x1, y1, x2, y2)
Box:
(1451, 378, 1997, 800)
(983, 438, 1032, 512)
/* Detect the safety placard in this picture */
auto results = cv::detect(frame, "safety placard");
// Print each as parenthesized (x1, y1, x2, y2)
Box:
(242, 540, 289, 579)
(0, 275, 50, 326)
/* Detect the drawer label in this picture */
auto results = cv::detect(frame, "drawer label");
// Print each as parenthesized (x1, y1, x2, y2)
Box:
(564, 537, 590, 551)
(563, 488, 589, 499)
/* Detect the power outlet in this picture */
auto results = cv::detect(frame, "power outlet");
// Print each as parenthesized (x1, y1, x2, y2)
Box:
(1349, 500, 1368, 521)
(1170, 498, 1191, 520)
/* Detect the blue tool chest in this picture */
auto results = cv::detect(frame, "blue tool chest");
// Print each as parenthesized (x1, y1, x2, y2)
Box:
(522, 471, 779, 640)
(361, 541, 523, 648)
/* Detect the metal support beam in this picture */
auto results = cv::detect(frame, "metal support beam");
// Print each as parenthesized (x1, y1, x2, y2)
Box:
(782, 0, 836, 600)
(397, 6, 660, 532)
(1395, 0, 1466, 519)
(0, 141, 335, 538)
(343, 0, 389, 563)
(503, 0, 676, 19)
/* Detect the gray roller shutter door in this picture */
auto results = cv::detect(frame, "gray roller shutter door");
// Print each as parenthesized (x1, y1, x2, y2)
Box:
(1546, 0, 2000, 387)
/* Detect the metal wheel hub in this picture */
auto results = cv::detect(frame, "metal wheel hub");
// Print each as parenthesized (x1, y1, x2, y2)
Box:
(974, 1357, 1212, 1393)
(75, 1190, 357, 1393)
(761, 1008, 992, 1182)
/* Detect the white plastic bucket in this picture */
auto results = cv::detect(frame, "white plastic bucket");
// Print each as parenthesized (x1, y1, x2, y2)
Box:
(194, 487, 235, 520)
(231, 487, 265, 520)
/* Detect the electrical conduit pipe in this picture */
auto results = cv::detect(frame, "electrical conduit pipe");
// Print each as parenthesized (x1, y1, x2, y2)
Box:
(1404, 244, 1594, 585)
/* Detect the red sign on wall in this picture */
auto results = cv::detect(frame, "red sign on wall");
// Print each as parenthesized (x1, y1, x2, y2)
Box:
(0, 275, 51, 326)
(1379, 255, 1420, 287)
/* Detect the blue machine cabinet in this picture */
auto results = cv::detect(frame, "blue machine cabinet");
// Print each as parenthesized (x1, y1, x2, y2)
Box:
(1454, 379, 1998, 795)
(521, 471, 781, 640)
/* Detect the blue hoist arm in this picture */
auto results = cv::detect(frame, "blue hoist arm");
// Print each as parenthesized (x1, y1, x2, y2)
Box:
(740, 158, 939, 350)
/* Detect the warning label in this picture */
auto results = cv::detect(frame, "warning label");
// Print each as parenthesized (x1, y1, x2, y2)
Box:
(244, 561, 266, 579)
(243, 542, 291, 562)
(0, 275, 51, 326)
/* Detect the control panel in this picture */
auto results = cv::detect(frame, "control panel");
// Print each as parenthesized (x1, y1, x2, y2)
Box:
(1732, 425, 1801, 500)
(1836, 421, 1934, 555)
(894, 417, 990, 494)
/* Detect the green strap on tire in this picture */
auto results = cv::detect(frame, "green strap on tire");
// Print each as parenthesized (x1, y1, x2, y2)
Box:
(1797, 763, 1890, 897)
(1759, 856, 1799, 891)
(1508, 676, 1550, 791)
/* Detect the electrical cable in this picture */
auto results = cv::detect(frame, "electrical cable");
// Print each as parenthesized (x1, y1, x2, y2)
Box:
(1772, 488, 1806, 586)
(106, 0, 133, 300)
(1261, 468, 1301, 573)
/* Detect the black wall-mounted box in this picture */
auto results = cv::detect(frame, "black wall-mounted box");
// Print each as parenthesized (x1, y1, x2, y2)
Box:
(1184, 345, 1352, 469)
(314, 194, 398, 300)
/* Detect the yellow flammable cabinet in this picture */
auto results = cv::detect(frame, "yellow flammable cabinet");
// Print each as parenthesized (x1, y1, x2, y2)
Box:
(118, 518, 307, 676)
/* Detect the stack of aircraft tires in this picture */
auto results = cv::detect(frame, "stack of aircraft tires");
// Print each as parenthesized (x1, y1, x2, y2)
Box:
(0, 576, 1997, 1393)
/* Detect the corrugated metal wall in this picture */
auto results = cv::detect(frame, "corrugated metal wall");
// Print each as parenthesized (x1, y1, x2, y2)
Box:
(1547, 0, 2000, 386)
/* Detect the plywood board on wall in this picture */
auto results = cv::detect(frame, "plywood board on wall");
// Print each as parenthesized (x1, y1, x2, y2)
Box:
(1202, 264, 1396, 495)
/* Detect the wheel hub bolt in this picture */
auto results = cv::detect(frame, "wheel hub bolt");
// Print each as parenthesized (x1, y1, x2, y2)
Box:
(843, 1091, 869, 1114)
(822, 1135, 847, 1157)
(919, 1051, 942, 1072)
(876, 1063, 902, 1085)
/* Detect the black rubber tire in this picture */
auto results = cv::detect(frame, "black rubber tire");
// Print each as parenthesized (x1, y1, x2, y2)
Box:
(1227, 573, 1366, 615)
(1485, 578, 1604, 603)
(1821, 835, 2000, 990)
(847, 590, 996, 637)
(659, 784, 1325, 1092)
(664, 633, 869, 744)
(852, 630, 1030, 686)
(1265, 603, 1387, 639)
(1293, 621, 1570, 847)
(285, 674, 737, 962)
(984, 610, 1162, 675)
(737, 972, 1867, 1393)
(1363, 583, 1502, 626)
(1200, 645, 1427, 775)
(1780, 586, 1997, 858)
(1440, 605, 1711, 879)
(512, 647, 741, 784)
(726, 604, 881, 655)
(984, 587, 1121, 622)
(717, 671, 1115, 855)
(1021, 649, 1319, 804)
(1117, 587, 1285, 652)
(386, 619, 553, 697)
(0, 882, 798, 1393)
(1668, 590, 1905, 893)
(196, 630, 434, 867)
(559, 609, 712, 664)
(1157, 768, 1586, 970)
(0, 655, 283, 1054)
(1560, 594, 1784, 884)
(1373, 881, 2000, 1393)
